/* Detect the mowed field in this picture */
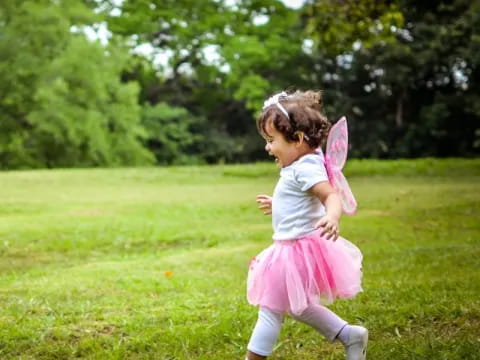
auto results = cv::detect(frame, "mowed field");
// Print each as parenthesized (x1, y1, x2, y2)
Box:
(0, 159, 479, 359)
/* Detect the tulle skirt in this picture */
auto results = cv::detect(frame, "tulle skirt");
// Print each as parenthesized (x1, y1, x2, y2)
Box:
(247, 231, 363, 315)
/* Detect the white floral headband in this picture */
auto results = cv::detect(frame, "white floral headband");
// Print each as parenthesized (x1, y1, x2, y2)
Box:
(262, 91, 310, 141)
(263, 91, 290, 119)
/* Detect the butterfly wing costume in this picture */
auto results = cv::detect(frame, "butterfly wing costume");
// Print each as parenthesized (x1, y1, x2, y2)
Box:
(324, 117, 357, 215)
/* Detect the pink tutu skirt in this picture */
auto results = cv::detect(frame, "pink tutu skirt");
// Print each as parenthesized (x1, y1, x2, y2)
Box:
(247, 231, 363, 315)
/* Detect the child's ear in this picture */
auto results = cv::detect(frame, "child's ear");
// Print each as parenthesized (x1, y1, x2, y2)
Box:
(294, 131, 306, 145)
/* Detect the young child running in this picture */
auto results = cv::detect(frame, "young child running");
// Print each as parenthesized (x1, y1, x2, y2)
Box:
(245, 90, 368, 360)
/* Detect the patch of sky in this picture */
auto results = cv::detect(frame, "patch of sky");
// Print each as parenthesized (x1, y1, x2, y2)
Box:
(336, 54, 353, 70)
(352, 40, 362, 51)
(364, 82, 377, 93)
(397, 28, 413, 42)
(302, 38, 314, 55)
(70, 22, 111, 46)
(452, 58, 470, 90)
(252, 14, 269, 26)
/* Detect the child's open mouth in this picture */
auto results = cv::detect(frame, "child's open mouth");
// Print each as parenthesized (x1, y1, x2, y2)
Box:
(269, 152, 278, 163)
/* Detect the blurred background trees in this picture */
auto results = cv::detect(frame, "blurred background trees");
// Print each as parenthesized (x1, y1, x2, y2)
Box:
(1, 0, 478, 168)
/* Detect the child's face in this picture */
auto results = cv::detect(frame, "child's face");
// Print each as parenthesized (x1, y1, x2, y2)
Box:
(263, 121, 304, 168)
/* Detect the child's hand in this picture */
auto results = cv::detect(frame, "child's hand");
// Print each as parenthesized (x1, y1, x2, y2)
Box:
(315, 215, 340, 241)
(256, 194, 272, 215)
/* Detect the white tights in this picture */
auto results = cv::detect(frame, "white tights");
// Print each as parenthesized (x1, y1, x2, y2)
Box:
(247, 305, 347, 357)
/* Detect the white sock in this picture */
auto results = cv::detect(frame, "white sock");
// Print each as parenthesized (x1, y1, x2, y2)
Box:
(337, 324, 351, 345)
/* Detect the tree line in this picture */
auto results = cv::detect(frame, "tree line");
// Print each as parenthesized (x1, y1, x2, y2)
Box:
(1, 0, 478, 169)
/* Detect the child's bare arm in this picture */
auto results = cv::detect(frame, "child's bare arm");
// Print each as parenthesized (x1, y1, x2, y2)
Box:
(310, 182, 342, 240)
(256, 194, 272, 215)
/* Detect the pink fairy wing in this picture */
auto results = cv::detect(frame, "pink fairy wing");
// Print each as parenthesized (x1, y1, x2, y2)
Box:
(325, 117, 357, 215)
(326, 116, 348, 170)
(330, 170, 357, 215)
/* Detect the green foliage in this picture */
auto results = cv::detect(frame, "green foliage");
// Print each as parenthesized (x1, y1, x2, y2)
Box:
(326, 0, 480, 158)
(142, 102, 203, 164)
(29, 37, 153, 167)
(306, 0, 404, 54)
(0, 160, 478, 358)
(0, 0, 479, 168)
(0, 0, 74, 168)
(106, 0, 478, 163)
(0, 0, 153, 168)
(104, 0, 311, 161)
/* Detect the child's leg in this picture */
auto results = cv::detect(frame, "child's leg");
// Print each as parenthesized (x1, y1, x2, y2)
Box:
(246, 307, 284, 359)
(290, 303, 347, 342)
(291, 304, 368, 360)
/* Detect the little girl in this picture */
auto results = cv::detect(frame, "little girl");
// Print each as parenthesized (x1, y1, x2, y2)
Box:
(245, 90, 368, 360)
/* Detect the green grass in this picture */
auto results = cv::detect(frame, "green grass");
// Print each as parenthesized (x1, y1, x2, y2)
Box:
(0, 158, 479, 359)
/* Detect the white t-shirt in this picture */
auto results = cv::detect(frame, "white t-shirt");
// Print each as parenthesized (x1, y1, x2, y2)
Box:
(272, 150, 329, 241)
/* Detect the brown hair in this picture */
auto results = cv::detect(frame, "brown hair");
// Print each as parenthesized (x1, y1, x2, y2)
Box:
(257, 90, 331, 149)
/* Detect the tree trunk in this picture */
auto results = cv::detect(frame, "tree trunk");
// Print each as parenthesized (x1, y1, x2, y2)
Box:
(396, 98, 403, 128)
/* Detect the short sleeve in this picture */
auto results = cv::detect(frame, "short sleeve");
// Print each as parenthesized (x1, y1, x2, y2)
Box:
(293, 158, 329, 191)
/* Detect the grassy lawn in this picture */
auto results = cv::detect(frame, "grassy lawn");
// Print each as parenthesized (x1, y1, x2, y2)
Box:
(0, 159, 479, 359)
